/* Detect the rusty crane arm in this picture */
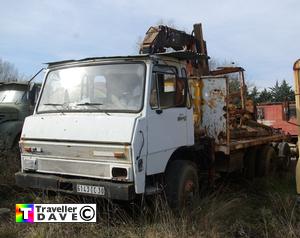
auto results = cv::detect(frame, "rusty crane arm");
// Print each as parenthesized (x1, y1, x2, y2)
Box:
(139, 23, 209, 76)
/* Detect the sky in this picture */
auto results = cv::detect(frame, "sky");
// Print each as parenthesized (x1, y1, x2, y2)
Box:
(0, 0, 299, 89)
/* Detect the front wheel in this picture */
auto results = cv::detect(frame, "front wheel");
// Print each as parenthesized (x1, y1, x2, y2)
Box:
(165, 160, 199, 210)
(256, 145, 278, 177)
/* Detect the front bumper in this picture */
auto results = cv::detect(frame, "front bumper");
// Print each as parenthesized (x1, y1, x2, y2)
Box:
(15, 172, 135, 201)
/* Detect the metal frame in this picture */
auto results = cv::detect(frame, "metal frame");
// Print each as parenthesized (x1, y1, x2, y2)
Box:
(204, 67, 284, 154)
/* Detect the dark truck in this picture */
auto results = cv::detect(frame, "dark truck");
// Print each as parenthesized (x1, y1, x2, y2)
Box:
(0, 81, 40, 152)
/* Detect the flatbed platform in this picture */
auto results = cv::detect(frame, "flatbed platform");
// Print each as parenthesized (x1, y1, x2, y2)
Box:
(216, 134, 285, 154)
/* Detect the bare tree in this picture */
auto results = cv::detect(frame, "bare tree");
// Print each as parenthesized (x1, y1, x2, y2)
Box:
(0, 58, 23, 82)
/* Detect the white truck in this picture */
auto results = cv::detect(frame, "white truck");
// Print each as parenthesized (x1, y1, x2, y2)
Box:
(16, 24, 290, 209)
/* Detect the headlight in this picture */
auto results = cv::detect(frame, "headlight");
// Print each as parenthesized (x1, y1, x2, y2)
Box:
(23, 157, 38, 171)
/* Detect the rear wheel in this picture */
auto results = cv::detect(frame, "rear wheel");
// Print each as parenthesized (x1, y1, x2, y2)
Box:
(256, 145, 278, 177)
(277, 142, 291, 171)
(165, 160, 199, 210)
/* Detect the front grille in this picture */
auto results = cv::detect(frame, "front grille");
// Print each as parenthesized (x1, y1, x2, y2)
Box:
(22, 141, 131, 163)
(36, 157, 111, 179)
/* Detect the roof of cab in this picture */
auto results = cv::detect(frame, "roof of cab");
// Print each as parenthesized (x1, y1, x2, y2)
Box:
(45, 51, 207, 68)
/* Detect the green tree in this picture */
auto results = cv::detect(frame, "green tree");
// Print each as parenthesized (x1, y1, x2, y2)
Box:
(269, 80, 294, 102)
(248, 86, 259, 103)
(228, 77, 240, 93)
(257, 88, 272, 103)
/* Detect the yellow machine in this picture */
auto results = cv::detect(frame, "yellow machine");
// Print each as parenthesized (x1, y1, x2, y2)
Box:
(293, 59, 300, 197)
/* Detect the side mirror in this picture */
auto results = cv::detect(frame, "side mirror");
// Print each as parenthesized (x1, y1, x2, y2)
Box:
(29, 82, 35, 91)
(28, 83, 36, 106)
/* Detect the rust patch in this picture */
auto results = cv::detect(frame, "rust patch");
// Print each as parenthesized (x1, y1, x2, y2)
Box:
(207, 98, 216, 109)
(206, 88, 225, 109)
(124, 144, 130, 159)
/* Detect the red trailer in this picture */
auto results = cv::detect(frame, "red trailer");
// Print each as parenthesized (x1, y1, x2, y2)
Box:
(257, 102, 297, 142)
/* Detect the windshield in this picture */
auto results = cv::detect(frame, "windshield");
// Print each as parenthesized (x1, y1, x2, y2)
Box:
(0, 88, 26, 103)
(38, 63, 145, 113)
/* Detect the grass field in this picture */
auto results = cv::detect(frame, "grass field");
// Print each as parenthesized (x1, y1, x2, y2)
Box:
(0, 152, 300, 238)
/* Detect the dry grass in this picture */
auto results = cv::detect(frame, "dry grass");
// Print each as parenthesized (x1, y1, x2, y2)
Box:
(0, 153, 300, 238)
(0, 150, 20, 185)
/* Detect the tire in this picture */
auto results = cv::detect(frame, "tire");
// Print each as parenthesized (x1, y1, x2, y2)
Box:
(277, 142, 291, 171)
(243, 148, 257, 179)
(165, 160, 199, 210)
(256, 145, 278, 177)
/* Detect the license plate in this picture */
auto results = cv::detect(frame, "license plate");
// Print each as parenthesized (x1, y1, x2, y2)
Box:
(76, 184, 105, 195)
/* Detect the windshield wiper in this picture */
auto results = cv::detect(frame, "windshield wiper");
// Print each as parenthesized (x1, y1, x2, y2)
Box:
(44, 103, 65, 106)
(76, 102, 103, 106)
(0, 95, 6, 103)
(75, 102, 110, 115)
(43, 103, 66, 114)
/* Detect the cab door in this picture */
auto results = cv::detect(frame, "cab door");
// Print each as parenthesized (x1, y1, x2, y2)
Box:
(146, 65, 189, 175)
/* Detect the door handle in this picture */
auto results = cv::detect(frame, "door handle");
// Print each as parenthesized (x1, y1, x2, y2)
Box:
(177, 114, 187, 121)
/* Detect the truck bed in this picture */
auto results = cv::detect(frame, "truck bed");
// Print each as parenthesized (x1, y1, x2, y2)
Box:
(215, 134, 285, 154)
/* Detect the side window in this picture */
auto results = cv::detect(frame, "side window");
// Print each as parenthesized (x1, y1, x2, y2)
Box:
(150, 66, 186, 109)
(150, 73, 158, 109)
(257, 107, 264, 120)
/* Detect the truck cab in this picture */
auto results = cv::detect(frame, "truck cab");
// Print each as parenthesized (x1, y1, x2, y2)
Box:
(16, 55, 195, 201)
(0, 82, 40, 151)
